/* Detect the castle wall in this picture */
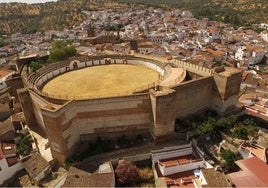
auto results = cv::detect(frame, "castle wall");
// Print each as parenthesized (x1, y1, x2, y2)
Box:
(175, 60, 213, 77)
(41, 94, 153, 163)
(5, 76, 24, 100)
(149, 77, 213, 138)
(29, 91, 50, 131)
(17, 88, 38, 129)
(174, 77, 214, 118)
(149, 88, 177, 138)
(212, 67, 242, 113)
(23, 55, 242, 164)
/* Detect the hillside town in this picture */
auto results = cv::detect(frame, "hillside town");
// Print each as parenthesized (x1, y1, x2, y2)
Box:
(0, 5, 268, 187)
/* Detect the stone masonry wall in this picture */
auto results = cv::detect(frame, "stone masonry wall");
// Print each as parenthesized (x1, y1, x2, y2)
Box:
(41, 94, 153, 162)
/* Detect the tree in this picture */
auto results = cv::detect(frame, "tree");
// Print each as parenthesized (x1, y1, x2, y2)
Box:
(215, 115, 237, 133)
(232, 125, 248, 139)
(48, 40, 76, 62)
(29, 60, 45, 72)
(243, 117, 257, 127)
(115, 160, 141, 186)
(192, 117, 216, 137)
(17, 134, 32, 156)
(0, 29, 5, 35)
(0, 38, 7, 47)
(220, 149, 240, 171)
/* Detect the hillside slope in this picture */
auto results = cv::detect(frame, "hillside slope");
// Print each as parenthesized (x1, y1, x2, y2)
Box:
(115, 0, 268, 28)
(0, 0, 267, 34)
(0, 0, 88, 34)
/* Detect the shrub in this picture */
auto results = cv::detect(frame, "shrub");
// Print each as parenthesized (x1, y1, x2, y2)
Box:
(243, 117, 257, 127)
(139, 168, 154, 183)
(115, 160, 141, 186)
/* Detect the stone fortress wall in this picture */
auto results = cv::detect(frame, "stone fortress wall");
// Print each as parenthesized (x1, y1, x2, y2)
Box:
(18, 55, 242, 163)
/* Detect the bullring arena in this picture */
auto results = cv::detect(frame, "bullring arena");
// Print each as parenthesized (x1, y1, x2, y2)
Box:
(18, 54, 242, 163)
(42, 64, 160, 99)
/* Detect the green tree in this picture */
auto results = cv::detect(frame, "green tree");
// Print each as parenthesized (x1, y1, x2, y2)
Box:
(0, 38, 7, 47)
(0, 30, 5, 35)
(243, 117, 257, 127)
(29, 60, 45, 72)
(215, 115, 237, 133)
(48, 40, 76, 62)
(220, 149, 240, 171)
(192, 117, 216, 137)
(17, 134, 32, 156)
(232, 125, 248, 139)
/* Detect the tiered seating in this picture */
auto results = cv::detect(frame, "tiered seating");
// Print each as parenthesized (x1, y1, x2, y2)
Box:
(27, 60, 69, 89)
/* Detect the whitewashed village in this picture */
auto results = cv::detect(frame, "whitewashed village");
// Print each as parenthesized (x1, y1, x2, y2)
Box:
(1, 4, 268, 187)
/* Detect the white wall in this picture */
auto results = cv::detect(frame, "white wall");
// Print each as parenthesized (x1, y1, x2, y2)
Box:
(152, 147, 193, 163)
(158, 159, 205, 176)
(199, 170, 208, 186)
(33, 58, 166, 92)
(127, 60, 165, 75)
(0, 82, 7, 90)
(0, 158, 24, 185)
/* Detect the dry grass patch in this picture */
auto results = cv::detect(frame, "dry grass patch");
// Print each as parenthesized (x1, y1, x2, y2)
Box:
(42, 64, 159, 99)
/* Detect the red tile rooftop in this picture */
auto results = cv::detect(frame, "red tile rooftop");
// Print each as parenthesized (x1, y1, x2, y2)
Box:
(161, 168, 196, 187)
(159, 154, 199, 167)
(155, 157, 199, 187)
(228, 157, 268, 187)
(6, 156, 19, 167)
(1, 140, 16, 156)
(0, 69, 12, 79)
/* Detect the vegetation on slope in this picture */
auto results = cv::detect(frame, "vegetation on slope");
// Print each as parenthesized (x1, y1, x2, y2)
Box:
(0, 0, 267, 34)
(0, 0, 87, 34)
(114, 0, 268, 28)
(48, 40, 77, 62)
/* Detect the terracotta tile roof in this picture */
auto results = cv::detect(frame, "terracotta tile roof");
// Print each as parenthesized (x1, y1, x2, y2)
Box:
(69, 162, 99, 174)
(6, 156, 19, 167)
(138, 41, 155, 48)
(0, 69, 12, 79)
(206, 48, 225, 56)
(63, 173, 114, 187)
(23, 152, 50, 177)
(1, 140, 16, 156)
(0, 117, 14, 136)
(201, 168, 232, 187)
(63, 161, 114, 187)
(228, 157, 268, 187)
(155, 167, 197, 187)
(159, 154, 198, 167)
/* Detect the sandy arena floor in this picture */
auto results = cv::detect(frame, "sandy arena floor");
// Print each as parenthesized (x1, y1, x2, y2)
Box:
(42, 64, 159, 99)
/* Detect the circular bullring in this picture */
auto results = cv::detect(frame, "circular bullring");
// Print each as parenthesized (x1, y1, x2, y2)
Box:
(42, 64, 159, 99)
(27, 55, 185, 101)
